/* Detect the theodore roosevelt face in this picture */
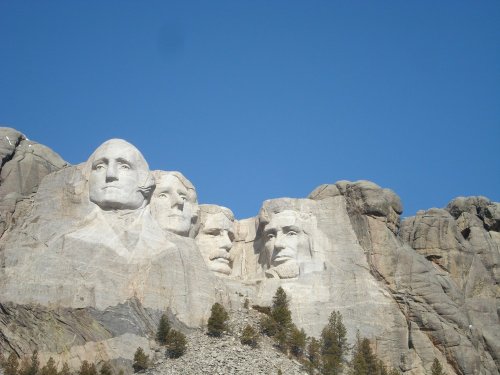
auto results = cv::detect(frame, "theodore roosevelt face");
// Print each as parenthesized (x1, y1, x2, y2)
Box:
(196, 210, 235, 275)
(89, 139, 150, 211)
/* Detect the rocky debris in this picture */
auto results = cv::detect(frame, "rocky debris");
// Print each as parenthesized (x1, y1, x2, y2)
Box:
(146, 308, 305, 375)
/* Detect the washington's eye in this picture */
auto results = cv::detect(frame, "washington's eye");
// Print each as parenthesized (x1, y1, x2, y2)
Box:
(286, 231, 298, 236)
(94, 164, 106, 171)
(119, 164, 131, 170)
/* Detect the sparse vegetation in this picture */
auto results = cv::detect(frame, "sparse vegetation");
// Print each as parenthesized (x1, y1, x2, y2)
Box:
(156, 314, 171, 345)
(320, 311, 348, 375)
(132, 347, 149, 372)
(288, 325, 307, 357)
(40, 357, 57, 375)
(98, 362, 112, 375)
(431, 358, 445, 375)
(78, 361, 97, 375)
(207, 303, 229, 337)
(166, 330, 187, 359)
(240, 324, 259, 348)
(3, 353, 19, 375)
(59, 362, 71, 375)
(305, 337, 321, 374)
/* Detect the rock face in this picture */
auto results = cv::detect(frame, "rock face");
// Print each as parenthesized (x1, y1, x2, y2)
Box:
(0, 127, 498, 375)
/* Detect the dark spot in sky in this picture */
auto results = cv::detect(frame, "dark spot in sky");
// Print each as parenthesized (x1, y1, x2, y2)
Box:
(157, 23, 185, 61)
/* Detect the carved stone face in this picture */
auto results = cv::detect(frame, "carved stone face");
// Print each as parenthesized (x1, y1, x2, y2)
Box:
(263, 210, 310, 278)
(89, 140, 149, 211)
(150, 173, 197, 236)
(196, 212, 235, 275)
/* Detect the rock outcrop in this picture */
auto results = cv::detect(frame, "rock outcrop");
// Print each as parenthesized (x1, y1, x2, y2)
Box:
(0, 127, 498, 375)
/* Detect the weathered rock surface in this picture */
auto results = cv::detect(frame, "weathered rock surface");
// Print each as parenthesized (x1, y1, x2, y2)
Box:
(0, 128, 498, 375)
(0, 127, 67, 238)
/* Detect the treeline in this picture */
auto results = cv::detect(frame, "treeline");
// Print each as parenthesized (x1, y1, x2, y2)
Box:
(252, 287, 447, 375)
(0, 351, 120, 375)
(2, 291, 447, 375)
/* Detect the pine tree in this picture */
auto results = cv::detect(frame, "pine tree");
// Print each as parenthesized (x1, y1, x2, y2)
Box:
(288, 325, 307, 358)
(132, 348, 149, 372)
(58, 362, 71, 375)
(320, 310, 348, 375)
(207, 303, 229, 337)
(166, 330, 187, 359)
(271, 287, 292, 331)
(22, 351, 40, 375)
(431, 359, 445, 375)
(99, 362, 112, 375)
(78, 362, 88, 375)
(40, 358, 58, 375)
(240, 324, 259, 348)
(156, 314, 171, 345)
(305, 337, 321, 375)
(4, 353, 19, 375)
(259, 315, 278, 336)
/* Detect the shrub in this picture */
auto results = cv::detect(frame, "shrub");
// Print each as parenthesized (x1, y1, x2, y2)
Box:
(132, 348, 149, 372)
(99, 362, 112, 375)
(58, 363, 71, 375)
(166, 330, 187, 359)
(78, 361, 97, 375)
(240, 325, 259, 348)
(156, 314, 171, 345)
(431, 359, 445, 375)
(305, 337, 321, 375)
(260, 315, 278, 336)
(40, 357, 58, 375)
(288, 325, 307, 357)
(207, 303, 229, 337)
(3, 353, 19, 375)
(320, 311, 348, 375)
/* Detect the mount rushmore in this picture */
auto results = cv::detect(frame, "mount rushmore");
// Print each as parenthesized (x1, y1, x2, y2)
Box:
(0, 127, 498, 374)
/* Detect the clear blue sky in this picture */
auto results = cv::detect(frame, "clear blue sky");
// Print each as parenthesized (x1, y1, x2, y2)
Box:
(1, 1, 498, 219)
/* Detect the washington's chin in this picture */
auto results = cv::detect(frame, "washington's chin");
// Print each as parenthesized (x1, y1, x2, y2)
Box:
(90, 194, 145, 211)
(209, 258, 231, 275)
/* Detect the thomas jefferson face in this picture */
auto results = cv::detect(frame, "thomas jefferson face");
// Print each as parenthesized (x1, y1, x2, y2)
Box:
(196, 212, 235, 275)
(151, 173, 197, 236)
(263, 210, 310, 278)
(89, 140, 149, 211)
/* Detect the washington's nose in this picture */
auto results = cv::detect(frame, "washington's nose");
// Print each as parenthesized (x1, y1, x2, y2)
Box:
(105, 163, 118, 181)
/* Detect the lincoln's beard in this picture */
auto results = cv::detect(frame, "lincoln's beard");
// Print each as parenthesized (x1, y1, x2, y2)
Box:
(265, 260, 299, 279)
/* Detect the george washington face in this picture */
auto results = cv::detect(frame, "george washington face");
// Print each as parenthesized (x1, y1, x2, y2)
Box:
(88, 139, 150, 211)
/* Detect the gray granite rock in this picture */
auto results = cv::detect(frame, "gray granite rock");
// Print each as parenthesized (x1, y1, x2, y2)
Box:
(0, 129, 497, 375)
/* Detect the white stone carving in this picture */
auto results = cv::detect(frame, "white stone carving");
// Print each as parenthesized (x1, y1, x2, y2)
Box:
(150, 171, 199, 237)
(196, 205, 235, 276)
